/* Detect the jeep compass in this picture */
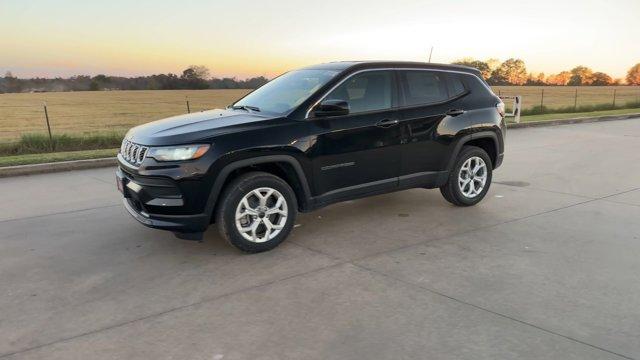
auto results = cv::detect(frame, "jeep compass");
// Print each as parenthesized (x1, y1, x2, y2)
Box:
(116, 61, 506, 252)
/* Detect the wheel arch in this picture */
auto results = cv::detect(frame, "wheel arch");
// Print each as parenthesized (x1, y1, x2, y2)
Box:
(205, 155, 313, 222)
(447, 131, 500, 171)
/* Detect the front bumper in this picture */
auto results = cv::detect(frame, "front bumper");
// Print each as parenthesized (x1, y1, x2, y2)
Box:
(121, 197, 209, 232)
(116, 167, 210, 233)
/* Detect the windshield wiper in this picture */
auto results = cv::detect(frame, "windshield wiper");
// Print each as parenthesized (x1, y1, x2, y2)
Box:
(231, 105, 260, 112)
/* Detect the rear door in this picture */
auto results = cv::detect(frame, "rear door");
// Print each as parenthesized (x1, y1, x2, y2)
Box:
(397, 70, 469, 185)
(308, 70, 402, 201)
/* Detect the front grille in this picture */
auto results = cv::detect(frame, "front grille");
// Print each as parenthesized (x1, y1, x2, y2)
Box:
(120, 139, 148, 166)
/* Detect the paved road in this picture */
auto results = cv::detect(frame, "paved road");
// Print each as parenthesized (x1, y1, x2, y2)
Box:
(1, 119, 640, 360)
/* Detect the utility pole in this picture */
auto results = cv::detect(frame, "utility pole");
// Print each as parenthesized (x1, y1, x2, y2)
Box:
(428, 47, 433, 63)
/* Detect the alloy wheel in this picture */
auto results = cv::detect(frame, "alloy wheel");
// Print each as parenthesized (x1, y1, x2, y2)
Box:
(235, 187, 288, 243)
(458, 156, 487, 198)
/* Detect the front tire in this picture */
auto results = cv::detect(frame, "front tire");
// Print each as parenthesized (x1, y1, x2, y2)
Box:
(216, 172, 297, 253)
(440, 146, 492, 206)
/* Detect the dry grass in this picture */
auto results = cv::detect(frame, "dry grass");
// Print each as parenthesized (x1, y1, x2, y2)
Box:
(520, 107, 640, 122)
(0, 89, 250, 142)
(1, 87, 640, 143)
(0, 148, 118, 167)
(493, 86, 640, 110)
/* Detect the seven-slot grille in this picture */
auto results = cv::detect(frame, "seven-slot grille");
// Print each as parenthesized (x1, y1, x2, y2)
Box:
(120, 139, 148, 166)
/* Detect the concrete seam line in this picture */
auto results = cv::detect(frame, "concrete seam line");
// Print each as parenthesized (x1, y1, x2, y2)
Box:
(286, 197, 590, 273)
(508, 113, 640, 129)
(0, 261, 347, 359)
(493, 182, 596, 200)
(2, 192, 638, 357)
(0, 204, 121, 225)
(3, 194, 636, 358)
(349, 186, 640, 265)
(0, 157, 117, 178)
(601, 199, 640, 208)
(352, 263, 636, 360)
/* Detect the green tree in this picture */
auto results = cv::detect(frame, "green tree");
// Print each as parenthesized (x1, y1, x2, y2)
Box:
(486, 58, 501, 73)
(547, 71, 571, 85)
(568, 66, 593, 85)
(181, 65, 210, 89)
(89, 74, 111, 91)
(590, 72, 613, 86)
(182, 65, 210, 81)
(627, 63, 640, 85)
(526, 72, 546, 85)
(3, 71, 23, 93)
(488, 58, 528, 85)
(452, 58, 491, 79)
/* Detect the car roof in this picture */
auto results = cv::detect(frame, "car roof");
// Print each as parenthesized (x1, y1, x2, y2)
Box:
(302, 61, 482, 77)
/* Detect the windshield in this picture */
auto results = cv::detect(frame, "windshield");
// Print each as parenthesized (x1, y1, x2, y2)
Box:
(233, 69, 340, 115)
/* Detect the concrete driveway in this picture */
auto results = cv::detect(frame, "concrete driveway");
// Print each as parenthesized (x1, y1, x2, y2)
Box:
(1, 119, 639, 360)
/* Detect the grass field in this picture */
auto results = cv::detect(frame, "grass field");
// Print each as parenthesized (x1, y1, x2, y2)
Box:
(0, 89, 250, 143)
(518, 107, 640, 122)
(0, 148, 118, 167)
(1, 87, 640, 144)
(493, 85, 640, 111)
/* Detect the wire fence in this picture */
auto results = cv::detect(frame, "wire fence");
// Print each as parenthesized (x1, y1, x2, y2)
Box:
(493, 86, 640, 114)
(0, 101, 198, 143)
(0, 89, 251, 144)
(1, 87, 639, 145)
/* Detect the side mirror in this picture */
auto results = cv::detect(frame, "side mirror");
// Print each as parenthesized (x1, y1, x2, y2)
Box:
(314, 99, 349, 117)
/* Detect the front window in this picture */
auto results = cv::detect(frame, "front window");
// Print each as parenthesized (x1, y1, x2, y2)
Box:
(325, 71, 392, 113)
(233, 69, 339, 115)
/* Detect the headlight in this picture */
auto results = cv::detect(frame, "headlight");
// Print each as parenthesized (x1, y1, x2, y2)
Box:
(147, 144, 210, 162)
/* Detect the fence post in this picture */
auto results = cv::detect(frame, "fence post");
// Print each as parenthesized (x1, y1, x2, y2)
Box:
(540, 89, 544, 112)
(186, 98, 191, 113)
(43, 102, 53, 151)
(574, 88, 578, 111)
(612, 89, 617, 108)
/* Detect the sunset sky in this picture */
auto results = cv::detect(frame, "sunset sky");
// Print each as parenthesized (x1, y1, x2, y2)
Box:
(2, 0, 639, 79)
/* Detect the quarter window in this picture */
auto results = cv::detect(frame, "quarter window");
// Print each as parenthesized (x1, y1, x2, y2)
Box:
(449, 74, 467, 97)
(400, 71, 449, 106)
(325, 71, 392, 114)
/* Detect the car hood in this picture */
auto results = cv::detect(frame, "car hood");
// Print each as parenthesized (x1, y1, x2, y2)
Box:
(125, 108, 282, 146)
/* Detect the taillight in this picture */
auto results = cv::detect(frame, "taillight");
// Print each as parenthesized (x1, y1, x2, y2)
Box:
(496, 101, 505, 117)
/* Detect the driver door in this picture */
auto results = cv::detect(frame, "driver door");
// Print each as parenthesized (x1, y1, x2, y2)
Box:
(307, 70, 402, 202)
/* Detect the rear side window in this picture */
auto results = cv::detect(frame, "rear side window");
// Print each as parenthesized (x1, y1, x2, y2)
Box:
(325, 71, 392, 113)
(399, 71, 448, 106)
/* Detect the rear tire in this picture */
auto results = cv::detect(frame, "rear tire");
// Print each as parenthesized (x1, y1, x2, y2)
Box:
(440, 146, 492, 206)
(215, 172, 297, 253)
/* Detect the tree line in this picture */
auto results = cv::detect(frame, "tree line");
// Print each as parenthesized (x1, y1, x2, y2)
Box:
(2, 62, 640, 94)
(0, 65, 269, 93)
(453, 58, 640, 86)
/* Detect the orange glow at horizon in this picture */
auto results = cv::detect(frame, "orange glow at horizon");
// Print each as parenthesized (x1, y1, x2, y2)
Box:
(1, 0, 639, 79)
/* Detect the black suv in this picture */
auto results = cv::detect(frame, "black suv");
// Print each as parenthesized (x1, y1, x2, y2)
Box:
(116, 61, 505, 252)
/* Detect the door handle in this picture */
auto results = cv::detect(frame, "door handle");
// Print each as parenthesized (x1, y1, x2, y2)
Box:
(376, 119, 399, 128)
(446, 109, 466, 117)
